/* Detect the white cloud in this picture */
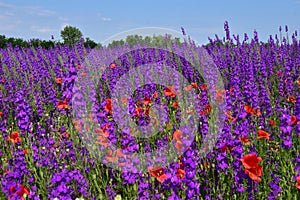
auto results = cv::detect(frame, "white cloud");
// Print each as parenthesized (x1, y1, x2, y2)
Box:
(23, 6, 56, 16)
(0, 12, 14, 21)
(31, 25, 56, 33)
(0, 2, 20, 31)
(0, 3, 16, 20)
(3, 11, 14, 16)
(0, 3, 56, 34)
(0, 2, 14, 8)
(101, 17, 112, 21)
(0, 3, 55, 19)
(0, 19, 21, 31)
(59, 16, 68, 21)
(97, 13, 112, 22)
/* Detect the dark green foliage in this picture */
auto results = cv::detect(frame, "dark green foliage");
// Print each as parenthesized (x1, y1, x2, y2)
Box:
(60, 25, 83, 46)
(106, 34, 184, 48)
(84, 37, 98, 49)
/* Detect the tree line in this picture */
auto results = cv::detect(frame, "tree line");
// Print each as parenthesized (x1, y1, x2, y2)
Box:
(0, 25, 212, 49)
(0, 26, 99, 49)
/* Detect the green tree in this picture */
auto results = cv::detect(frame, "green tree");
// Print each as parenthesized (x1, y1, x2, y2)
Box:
(60, 25, 83, 46)
(0, 35, 7, 48)
(125, 35, 143, 47)
(84, 37, 97, 49)
(108, 40, 125, 48)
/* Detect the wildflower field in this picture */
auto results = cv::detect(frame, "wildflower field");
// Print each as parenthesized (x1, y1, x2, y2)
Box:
(0, 23, 300, 200)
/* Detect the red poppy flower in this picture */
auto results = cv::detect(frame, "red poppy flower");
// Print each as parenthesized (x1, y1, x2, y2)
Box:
(16, 184, 30, 200)
(164, 86, 177, 97)
(291, 116, 297, 125)
(104, 99, 112, 113)
(9, 185, 16, 194)
(244, 105, 254, 114)
(240, 153, 262, 169)
(148, 166, 167, 183)
(244, 166, 262, 183)
(81, 73, 88, 77)
(176, 168, 185, 179)
(229, 87, 234, 95)
(205, 105, 212, 113)
(199, 105, 212, 116)
(269, 120, 276, 127)
(143, 96, 152, 105)
(97, 135, 108, 147)
(156, 174, 167, 183)
(221, 144, 234, 152)
(252, 108, 261, 117)
(0, 111, 2, 117)
(241, 153, 263, 182)
(257, 130, 270, 140)
(184, 85, 192, 91)
(199, 111, 206, 116)
(23, 149, 28, 154)
(287, 96, 296, 103)
(95, 127, 109, 138)
(191, 82, 198, 89)
(297, 80, 300, 85)
(225, 111, 232, 116)
(179, 156, 183, 168)
(134, 107, 143, 116)
(172, 101, 179, 109)
(105, 150, 118, 163)
(73, 120, 79, 127)
(55, 78, 62, 84)
(216, 90, 225, 103)
(77, 65, 82, 69)
(244, 105, 261, 117)
(110, 63, 116, 69)
(173, 130, 183, 141)
(201, 84, 208, 90)
(7, 131, 21, 144)
(144, 107, 150, 116)
(1, 79, 4, 83)
(276, 71, 282, 77)
(59, 132, 70, 138)
(230, 116, 237, 122)
(121, 97, 128, 104)
(116, 148, 125, 158)
(57, 99, 69, 109)
(103, 124, 110, 131)
(295, 176, 300, 189)
(239, 136, 250, 145)
(176, 157, 185, 179)
(175, 140, 182, 150)
(153, 91, 159, 98)
(225, 111, 236, 123)
(76, 125, 82, 133)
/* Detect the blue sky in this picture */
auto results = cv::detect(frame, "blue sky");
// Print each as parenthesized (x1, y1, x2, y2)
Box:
(0, 0, 299, 45)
